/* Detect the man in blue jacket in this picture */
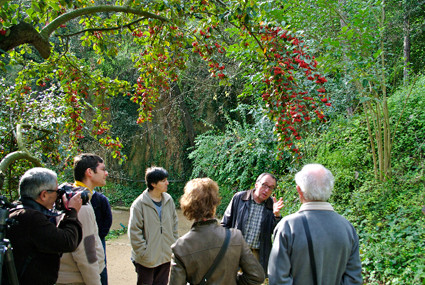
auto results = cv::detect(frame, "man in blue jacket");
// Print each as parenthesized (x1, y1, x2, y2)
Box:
(73, 153, 112, 285)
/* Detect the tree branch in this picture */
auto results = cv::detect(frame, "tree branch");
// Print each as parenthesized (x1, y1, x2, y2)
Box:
(58, 18, 145, 38)
(0, 5, 170, 60)
(0, 151, 42, 189)
(0, 22, 51, 59)
(40, 5, 169, 39)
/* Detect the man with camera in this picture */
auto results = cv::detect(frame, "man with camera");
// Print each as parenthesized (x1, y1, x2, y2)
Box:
(56, 153, 108, 285)
(6, 167, 83, 285)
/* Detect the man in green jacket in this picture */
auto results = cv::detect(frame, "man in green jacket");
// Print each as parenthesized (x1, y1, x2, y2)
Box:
(128, 166, 178, 285)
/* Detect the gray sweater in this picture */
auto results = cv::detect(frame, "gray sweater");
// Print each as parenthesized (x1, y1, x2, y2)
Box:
(268, 202, 362, 285)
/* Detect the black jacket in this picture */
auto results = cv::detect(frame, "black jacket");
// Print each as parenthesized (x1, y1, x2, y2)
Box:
(91, 191, 112, 240)
(5, 198, 82, 285)
(221, 189, 281, 273)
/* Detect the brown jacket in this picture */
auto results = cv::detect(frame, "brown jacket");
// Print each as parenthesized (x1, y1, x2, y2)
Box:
(168, 219, 265, 285)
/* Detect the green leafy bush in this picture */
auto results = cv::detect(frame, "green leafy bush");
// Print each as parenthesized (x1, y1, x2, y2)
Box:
(106, 225, 127, 241)
(287, 76, 425, 284)
(299, 115, 373, 207)
(349, 179, 425, 284)
(389, 76, 425, 177)
(346, 76, 425, 284)
(189, 104, 291, 216)
(102, 182, 142, 207)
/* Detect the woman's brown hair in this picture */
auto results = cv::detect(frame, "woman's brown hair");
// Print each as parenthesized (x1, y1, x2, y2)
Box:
(180, 178, 221, 221)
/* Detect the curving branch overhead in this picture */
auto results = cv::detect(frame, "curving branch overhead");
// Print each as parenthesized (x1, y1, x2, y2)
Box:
(0, 5, 169, 59)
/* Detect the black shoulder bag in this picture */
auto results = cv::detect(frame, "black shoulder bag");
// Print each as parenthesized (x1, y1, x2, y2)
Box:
(301, 212, 318, 285)
(198, 228, 231, 285)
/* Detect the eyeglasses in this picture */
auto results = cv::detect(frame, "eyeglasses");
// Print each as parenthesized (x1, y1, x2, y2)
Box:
(38, 189, 58, 197)
(261, 183, 275, 191)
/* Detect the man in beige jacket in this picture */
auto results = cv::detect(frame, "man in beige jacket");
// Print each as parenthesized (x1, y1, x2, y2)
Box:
(128, 166, 178, 285)
(57, 154, 107, 285)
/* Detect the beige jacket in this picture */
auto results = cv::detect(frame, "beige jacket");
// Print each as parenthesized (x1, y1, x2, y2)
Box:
(169, 219, 265, 285)
(57, 203, 105, 285)
(128, 189, 178, 267)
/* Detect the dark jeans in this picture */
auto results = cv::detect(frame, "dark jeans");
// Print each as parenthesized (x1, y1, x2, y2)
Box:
(100, 238, 108, 285)
(133, 261, 170, 285)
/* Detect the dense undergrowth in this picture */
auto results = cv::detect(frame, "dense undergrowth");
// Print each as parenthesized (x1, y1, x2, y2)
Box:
(275, 78, 425, 284)
(105, 76, 425, 284)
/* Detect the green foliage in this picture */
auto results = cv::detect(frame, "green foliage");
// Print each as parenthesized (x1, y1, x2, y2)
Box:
(213, 185, 235, 218)
(308, 116, 373, 205)
(350, 180, 425, 284)
(2, 1, 425, 283)
(389, 76, 425, 176)
(273, 172, 301, 217)
(189, 104, 291, 215)
(286, 76, 425, 284)
(102, 182, 142, 207)
(105, 224, 127, 241)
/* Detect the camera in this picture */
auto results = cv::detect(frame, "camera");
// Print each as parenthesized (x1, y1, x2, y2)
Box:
(55, 183, 90, 211)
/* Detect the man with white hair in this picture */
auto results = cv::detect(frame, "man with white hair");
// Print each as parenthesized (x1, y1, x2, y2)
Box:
(268, 164, 362, 285)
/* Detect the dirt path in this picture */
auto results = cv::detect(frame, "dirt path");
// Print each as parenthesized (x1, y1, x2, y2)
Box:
(105, 208, 192, 284)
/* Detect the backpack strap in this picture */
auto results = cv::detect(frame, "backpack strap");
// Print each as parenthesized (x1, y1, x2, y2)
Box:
(301, 212, 318, 285)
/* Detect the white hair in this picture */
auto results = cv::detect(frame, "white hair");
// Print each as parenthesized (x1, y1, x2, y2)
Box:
(294, 164, 334, 201)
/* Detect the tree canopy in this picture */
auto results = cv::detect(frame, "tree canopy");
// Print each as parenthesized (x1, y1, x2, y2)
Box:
(0, 0, 331, 176)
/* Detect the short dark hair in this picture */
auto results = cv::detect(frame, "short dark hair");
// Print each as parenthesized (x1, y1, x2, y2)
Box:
(73, 153, 104, 182)
(145, 167, 168, 190)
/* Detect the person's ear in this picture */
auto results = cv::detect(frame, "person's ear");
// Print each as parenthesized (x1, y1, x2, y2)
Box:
(38, 190, 48, 202)
(296, 185, 304, 201)
(85, 168, 93, 178)
(254, 181, 260, 190)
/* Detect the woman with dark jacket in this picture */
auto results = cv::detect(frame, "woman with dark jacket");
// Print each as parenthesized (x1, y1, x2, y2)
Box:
(168, 178, 265, 285)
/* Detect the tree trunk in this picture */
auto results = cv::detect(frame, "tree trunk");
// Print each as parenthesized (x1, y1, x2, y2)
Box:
(338, 0, 354, 116)
(363, 102, 379, 180)
(403, 9, 411, 85)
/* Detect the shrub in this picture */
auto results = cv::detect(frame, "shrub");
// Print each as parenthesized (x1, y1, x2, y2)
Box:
(189, 104, 291, 216)
(350, 179, 425, 284)
(389, 75, 425, 177)
(291, 75, 425, 283)
(102, 182, 141, 207)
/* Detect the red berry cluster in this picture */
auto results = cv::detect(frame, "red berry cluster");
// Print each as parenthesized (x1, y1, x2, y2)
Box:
(257, 24, 331, 156)
(191, 27, 227, 79)
(0, 17, 6, 35)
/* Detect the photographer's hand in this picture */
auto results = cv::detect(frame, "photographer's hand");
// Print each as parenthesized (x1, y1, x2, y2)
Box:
(66, 192, 83, 212)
